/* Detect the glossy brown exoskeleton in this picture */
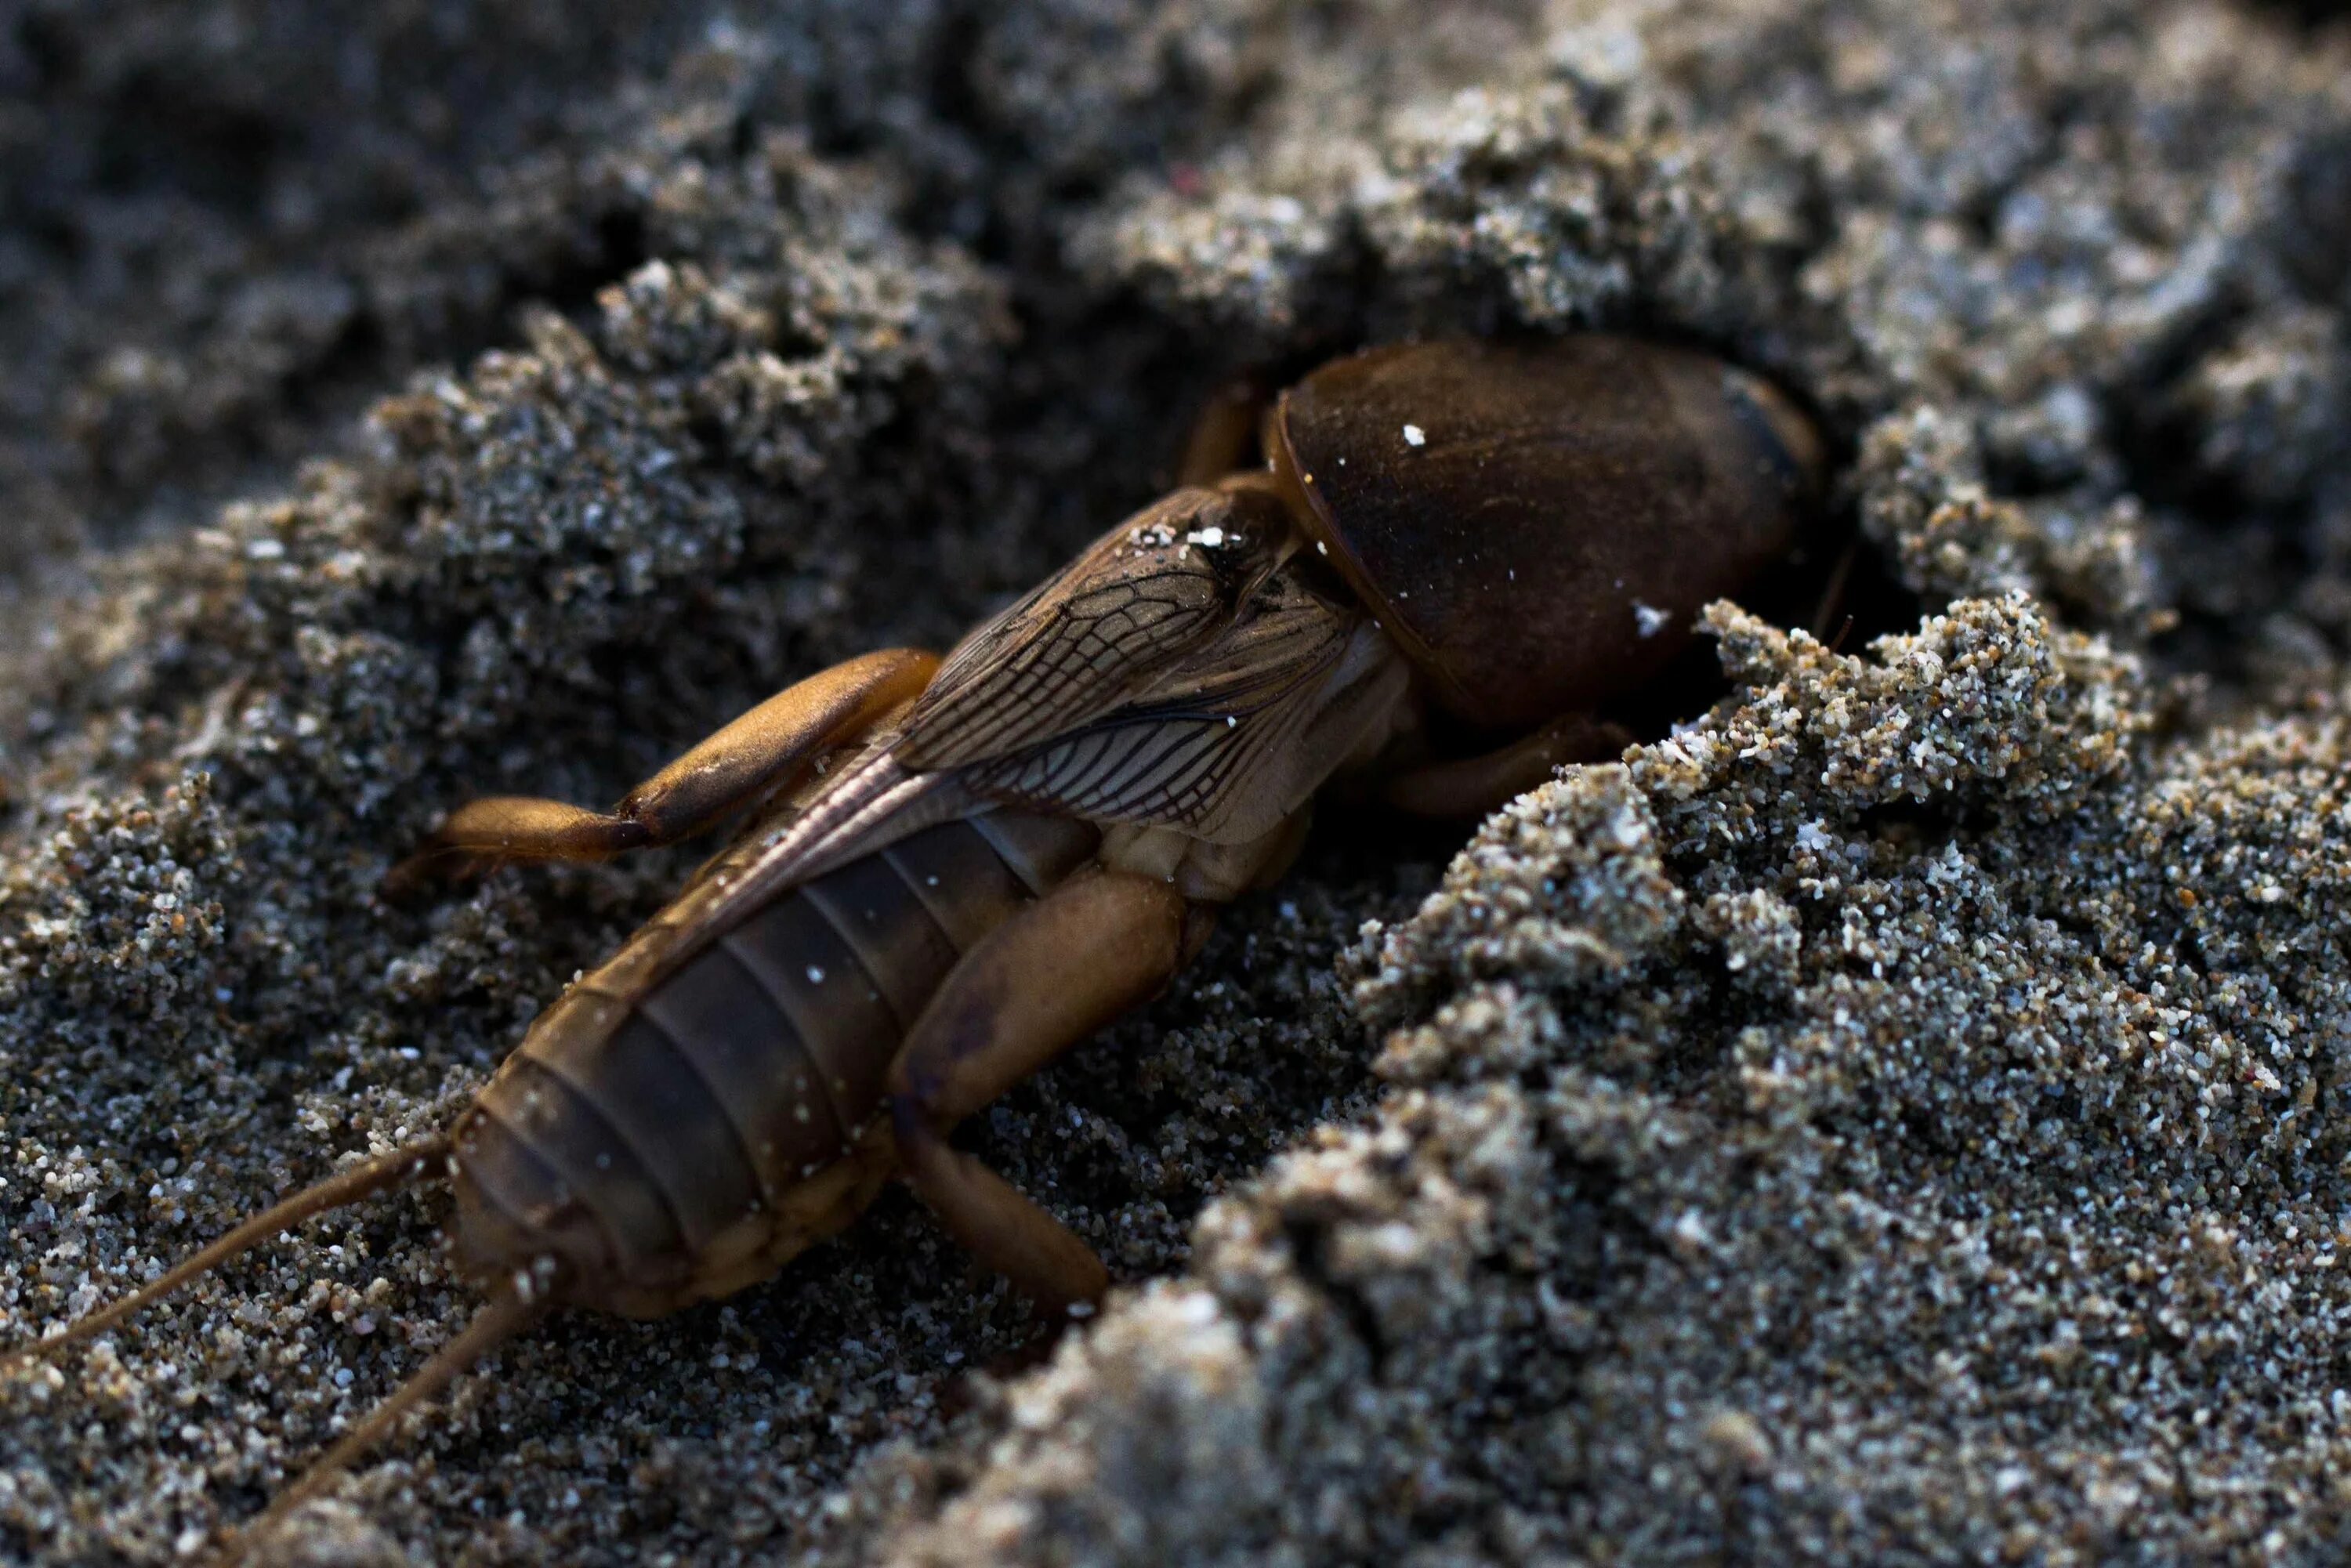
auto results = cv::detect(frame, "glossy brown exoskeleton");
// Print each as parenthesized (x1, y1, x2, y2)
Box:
(7, 336, 1823, 1550)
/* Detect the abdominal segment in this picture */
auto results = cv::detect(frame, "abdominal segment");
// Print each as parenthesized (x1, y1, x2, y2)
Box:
(452, 811, 1100, 1307)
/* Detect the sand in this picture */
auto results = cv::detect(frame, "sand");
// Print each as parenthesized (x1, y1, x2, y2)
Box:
(5, 0, 2351, 1563)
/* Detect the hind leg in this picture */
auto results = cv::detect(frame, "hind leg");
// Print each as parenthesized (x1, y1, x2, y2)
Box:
(389, 647, 937, 889)
(886, 871, 1197, 1312)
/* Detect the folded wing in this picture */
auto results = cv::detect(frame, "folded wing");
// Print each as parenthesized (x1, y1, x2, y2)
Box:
(894, 495, 1396, 843)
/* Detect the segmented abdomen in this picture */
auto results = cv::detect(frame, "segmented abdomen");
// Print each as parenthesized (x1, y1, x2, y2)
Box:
(451, 810, 1099, 1298)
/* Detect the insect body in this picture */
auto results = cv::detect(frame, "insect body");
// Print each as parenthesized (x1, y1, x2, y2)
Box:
(8, 335, 1823, 1548)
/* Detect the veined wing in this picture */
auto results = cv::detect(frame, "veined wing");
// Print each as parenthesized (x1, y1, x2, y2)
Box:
(893, 487, 1285, 770)
(952, 565, 1395, 843)
(640, 522, 1401, 968)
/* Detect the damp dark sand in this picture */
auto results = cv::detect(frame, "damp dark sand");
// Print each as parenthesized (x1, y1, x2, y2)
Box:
(5, 1, 2351, 1563)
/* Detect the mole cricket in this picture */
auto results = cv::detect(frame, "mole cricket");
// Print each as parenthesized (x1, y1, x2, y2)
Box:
(8, 335, 1824, 1551)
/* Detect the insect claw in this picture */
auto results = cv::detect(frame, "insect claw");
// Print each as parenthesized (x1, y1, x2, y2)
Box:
(381, 845, 471, 898)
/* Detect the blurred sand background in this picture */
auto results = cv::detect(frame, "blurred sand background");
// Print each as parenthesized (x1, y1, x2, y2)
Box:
(4, 0, 2351, 1562)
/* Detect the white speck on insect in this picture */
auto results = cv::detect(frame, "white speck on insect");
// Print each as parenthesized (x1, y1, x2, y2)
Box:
(1402, 423, 1425, 446)
(806, 965, 825, 983)
(1185, 525, 1226, 548)
(1316, 541, 1328, 555)
(1226, 715, 1238, 728)
(1634, 602, 1672, 637)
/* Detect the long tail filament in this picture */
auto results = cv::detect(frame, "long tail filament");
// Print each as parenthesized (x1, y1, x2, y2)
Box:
(3, 1135, 452, 1374)
(0, 1134, 560, 1554)
(234, 1284, 555, 1552)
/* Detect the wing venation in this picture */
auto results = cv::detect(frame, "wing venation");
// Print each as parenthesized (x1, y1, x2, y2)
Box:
(893, 489, 1281, 770)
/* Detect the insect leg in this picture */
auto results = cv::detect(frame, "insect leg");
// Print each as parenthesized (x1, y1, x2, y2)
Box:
(1178, 375, 1272, 486)
(886, 870, 1192, 1312)
(1382, 712, 1632, 817)
(389, 646, 939, 888)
